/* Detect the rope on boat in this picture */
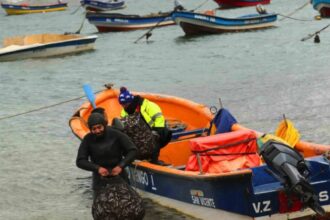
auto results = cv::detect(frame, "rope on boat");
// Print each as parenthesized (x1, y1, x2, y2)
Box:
(277, 14, 315, 22)
(191, 0, 210, 12)
(301, 24, 330, 41)
(279, 1, 310, 21)
(71, 4, 82, 15)
(0, 89, 103, 122)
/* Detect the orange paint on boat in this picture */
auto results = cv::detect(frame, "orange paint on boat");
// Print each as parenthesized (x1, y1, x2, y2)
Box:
(70, 87, 330, 170)
(69, 87, 213, 167)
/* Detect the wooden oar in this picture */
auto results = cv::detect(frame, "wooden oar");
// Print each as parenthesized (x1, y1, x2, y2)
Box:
(83, 84, 97, 109)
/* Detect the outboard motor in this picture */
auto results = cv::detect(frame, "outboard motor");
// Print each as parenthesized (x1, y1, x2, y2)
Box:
(260, 140, 325, 216)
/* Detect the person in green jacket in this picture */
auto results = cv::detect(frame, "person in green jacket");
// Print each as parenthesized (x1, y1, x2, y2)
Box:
(118, 87, 172, 165)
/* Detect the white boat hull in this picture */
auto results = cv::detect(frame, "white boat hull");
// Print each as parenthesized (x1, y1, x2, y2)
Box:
(0, 35, 97, 61)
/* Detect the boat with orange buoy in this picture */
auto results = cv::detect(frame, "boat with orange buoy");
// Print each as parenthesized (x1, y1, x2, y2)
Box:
(69, 84, 330, 220)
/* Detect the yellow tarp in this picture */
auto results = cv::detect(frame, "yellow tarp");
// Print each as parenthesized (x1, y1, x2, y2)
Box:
(275, 119, 301, 147)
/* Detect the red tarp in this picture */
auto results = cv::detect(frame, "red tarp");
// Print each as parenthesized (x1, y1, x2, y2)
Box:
(185, 130, 261, 173)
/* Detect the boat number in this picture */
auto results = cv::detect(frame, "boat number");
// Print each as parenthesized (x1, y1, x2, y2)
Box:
(132, 170, 149, 186)
(252, 200, 271, 214)
(319, 191, 329, 202)
(191, 195, 216, 208)
(194, 15, 215, 22)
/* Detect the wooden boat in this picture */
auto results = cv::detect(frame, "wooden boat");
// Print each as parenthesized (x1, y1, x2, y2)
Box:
(80, 0, 125, 12)
(85, 11, 175, 32)
(69, 86, 330, 220)
(213, 0, 270, 8)
(172, 10, 277, 36)
(0, 33, 97, 62)
(312, 0, 330, 17)
(1, 1, 67, 15)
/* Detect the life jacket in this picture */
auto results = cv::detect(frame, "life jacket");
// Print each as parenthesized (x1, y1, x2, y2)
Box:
(186, 129, 261, 173)
(121, 99, 165, 128)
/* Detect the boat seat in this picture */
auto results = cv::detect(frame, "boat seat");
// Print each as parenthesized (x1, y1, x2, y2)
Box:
(3, 36, 25, 47)
(22, 34, 80, 45)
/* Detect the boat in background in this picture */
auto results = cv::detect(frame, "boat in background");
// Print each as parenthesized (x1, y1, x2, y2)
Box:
(214, 0, 270, 8)
(80, 0, 125, 12)
(0, 33, 97, 61)
(1, 1, 68, 15)
(312, 0, 330, 17)
(69, 85, 330, 220)
(85, 11, 175, 32)
(172, 10, 277, 36)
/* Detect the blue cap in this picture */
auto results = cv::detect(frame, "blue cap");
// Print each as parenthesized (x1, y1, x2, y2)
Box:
(118, 87, 134, 104)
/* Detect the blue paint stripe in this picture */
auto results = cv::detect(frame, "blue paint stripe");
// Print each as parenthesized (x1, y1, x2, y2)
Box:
(86, 13, 173, 25)
(173, 11, 277, 27)
(81, 0, 124, 9)
(1, 3, 67, 10)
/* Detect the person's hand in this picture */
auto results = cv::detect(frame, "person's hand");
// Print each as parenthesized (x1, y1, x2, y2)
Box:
(110, 166, 122, 176)
(98, 167, 110, 176)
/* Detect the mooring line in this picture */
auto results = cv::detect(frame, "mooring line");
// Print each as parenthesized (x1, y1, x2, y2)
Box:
(279, 1, 310, 21)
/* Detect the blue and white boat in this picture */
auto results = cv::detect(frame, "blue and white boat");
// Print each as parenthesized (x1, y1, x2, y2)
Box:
(85, 11, 175, 32)
(312, 0, 330, 17)
(80, 0, 125, 11)
(172, 10, 277, 35)
(0, 33, 97, 62)
(69, 87, 330, 220)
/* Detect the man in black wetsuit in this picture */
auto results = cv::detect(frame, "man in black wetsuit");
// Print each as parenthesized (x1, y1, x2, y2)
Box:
(76, 112, 137, 191)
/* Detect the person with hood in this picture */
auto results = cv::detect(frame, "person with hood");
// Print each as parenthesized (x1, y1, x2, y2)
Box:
(76, 112, 145, 220)
(118, 87, 172, 165)
(76, 112, 136, 189)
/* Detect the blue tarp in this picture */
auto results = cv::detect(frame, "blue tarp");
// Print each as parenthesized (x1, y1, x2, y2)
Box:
(211, 108, 237, 134)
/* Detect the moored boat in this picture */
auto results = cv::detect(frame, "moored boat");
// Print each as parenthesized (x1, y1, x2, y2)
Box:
(85, 11, 175, 32)
(312, 0, 330, 17)
(1, 1, 68, 15)
(214, 0, 270, 8)
(80, 0, 125, 12)
(0, 33, 97, 62)
(172, 10, 277, 36)
(69, 85, 330, 220)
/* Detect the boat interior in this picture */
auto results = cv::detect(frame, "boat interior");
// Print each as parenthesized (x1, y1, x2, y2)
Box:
(3, 33, 81, 47)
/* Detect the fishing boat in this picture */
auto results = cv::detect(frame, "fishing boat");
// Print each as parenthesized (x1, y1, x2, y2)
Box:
(69, 85, 330, 220)
(213, 0, 270, 8)
(0, 33, 97, 62)
(1, 1, 68, 15)
(312, 0, 330, 17)
(85, 11, 175, 32)
(80, 0, 125, 12)
(172, 10, 277, 36)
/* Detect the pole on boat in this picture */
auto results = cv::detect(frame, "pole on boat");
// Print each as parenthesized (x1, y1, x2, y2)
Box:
(134, 16, 168, 44)
(83, 84, 97, 109)
(196, 153, 204, 175)
(75, 15, 86, 34)
(301, 24, 330, 42)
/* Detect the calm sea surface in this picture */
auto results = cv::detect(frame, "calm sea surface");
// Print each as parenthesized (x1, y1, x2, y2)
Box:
(1, 0, 330, 219)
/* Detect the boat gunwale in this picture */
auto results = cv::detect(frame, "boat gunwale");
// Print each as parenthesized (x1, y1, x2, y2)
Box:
(0, 35, 98, 56)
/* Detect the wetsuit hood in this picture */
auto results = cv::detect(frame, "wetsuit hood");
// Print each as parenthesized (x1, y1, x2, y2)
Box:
(88, 112, 107, 129)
